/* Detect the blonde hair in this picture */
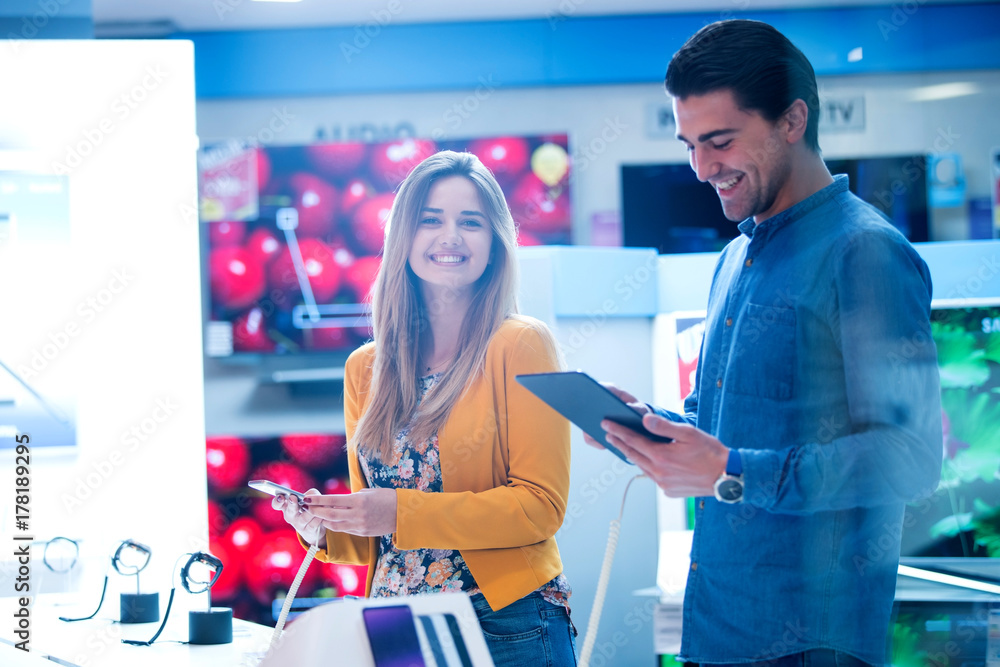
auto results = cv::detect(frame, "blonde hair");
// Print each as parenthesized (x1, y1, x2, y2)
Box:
(354, 151, 520, 462)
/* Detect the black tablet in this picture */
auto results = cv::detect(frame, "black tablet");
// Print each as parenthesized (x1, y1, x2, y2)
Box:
(516, 371, 672, 464)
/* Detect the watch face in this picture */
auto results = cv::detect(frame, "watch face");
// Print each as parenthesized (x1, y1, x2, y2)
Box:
(716, 477, 743, 503)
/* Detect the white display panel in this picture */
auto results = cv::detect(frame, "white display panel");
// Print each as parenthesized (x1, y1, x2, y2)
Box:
(0, 40, 205, 637)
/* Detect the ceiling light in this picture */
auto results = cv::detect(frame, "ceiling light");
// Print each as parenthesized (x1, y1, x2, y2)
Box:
(847, 47, 862, 63)
(908, 82, 981, 102)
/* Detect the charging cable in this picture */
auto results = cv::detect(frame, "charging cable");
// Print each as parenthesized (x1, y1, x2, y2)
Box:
(267, 543, 320, 655)
(579, 474, 647, 667)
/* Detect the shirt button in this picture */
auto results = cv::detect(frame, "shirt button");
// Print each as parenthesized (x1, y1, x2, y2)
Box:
(725, 318, 733, 327)
(745, 258, 753, 267)
(691, 562, 698, 571)
(716, 379, 722, 388)
(698, 500, 705, 510)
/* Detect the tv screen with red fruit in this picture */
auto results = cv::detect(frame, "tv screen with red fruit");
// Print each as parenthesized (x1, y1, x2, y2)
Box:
(200, 135, 572, 357)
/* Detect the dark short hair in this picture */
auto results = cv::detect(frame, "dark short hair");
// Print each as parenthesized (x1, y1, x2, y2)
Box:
(665, 19, 821, 153)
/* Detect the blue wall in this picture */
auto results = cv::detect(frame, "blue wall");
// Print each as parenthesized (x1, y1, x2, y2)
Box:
(0, 0, 92, 39)
(176, 3, 1000, 99)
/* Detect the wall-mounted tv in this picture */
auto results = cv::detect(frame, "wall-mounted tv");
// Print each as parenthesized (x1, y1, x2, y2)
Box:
(621, 154, 929, 255)
(199, 135, 571, 358)
(825, 155, 929, 244)
(900, 298, 1000, 558)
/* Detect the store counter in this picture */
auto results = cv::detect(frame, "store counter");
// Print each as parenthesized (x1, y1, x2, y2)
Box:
(0, 594, 274, 667)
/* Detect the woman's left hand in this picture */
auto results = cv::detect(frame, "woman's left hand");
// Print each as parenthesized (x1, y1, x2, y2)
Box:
(304, 488, 398, 537)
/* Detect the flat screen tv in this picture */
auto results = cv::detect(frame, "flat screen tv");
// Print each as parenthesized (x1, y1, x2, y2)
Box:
(621, 155, 929, 255)
(199, 135, 571, 358)
(900, 298, 1000, 558)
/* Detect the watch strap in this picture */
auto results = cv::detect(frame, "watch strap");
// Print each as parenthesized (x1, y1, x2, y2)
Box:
(725, 448, 742, 477)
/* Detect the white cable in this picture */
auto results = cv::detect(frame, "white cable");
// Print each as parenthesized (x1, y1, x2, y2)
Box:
(579, 474, 646, 667)
(267, 543, 320, 655)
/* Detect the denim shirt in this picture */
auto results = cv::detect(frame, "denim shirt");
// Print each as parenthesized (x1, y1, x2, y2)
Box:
(661, 176, 943, 664)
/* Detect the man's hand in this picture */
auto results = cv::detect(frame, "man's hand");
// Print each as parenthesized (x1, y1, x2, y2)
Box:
(603, 412, 729, 498)
(581, 383, 650, 450)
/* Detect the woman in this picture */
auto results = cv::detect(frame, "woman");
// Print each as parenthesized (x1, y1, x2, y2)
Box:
(274, 150, 576, 666)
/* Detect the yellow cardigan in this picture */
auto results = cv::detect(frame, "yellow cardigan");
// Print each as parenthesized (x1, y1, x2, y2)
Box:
(310, 316, 571, 611)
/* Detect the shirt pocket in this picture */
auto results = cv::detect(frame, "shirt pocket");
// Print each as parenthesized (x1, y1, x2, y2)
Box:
(729, 303, 796, 400)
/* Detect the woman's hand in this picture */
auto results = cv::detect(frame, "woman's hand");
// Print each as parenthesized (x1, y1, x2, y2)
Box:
(304, 488, 398, 537)
(272, 489, 329, 548)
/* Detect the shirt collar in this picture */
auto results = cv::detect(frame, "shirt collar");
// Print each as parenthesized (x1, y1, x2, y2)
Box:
(736, 174, 849, 241)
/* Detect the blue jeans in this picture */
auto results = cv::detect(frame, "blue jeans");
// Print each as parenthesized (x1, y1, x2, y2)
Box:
(470, 592, 577, 667)
(692, 649, 875, 667)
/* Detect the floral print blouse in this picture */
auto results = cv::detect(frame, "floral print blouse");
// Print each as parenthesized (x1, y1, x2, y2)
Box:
(360, 372, 571, 610)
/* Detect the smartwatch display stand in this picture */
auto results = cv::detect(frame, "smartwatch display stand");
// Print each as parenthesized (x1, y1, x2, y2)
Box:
(189, 606, 233, 644)
(120, 591, 160, 624)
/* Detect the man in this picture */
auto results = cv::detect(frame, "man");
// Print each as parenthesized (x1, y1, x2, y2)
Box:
(587, 19, 942, 666)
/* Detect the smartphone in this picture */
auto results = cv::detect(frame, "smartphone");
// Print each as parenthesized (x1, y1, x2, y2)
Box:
(516, 370, 673, 463)
(362, 605, 427, 667)
(247, 479, 307, 505)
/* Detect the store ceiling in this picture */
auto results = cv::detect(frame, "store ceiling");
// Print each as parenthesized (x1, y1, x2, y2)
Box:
(92, 0, 993, 35)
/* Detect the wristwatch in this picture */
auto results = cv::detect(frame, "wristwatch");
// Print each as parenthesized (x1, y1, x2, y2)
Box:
(713, 449, 744, 504)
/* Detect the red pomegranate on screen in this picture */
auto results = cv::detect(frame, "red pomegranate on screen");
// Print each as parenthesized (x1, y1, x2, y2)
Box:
(267, 238, 342, 303)
(516, 229, 544, 247)
(205, 436, 251, 493)
(350, 193, 394, 254)
(323, 477, 351, 495)
(281, 434, 346, 469)
(323, 563, 368, 598)
(232, 306, 275, 353)
(340, 178, 374, 216)
(469, 137, 530, 183)
(255, 148, 272, 192)
(246, 531, 323, 604)
(509, 172, 570, 234)
(370, 139, 436, 189)
(304, 326, 354, 351)
(209, 247, 266, 311)
(207, 537, 243, 602)
(222, 517, 265, 557)
(245, 227, 284, 266)
(305, 143, 367, 181)
(344, 255, 382, 302)
(288, 172, 338, 238)
(209, 220, 247, 248)
(207, 500, 229, 537)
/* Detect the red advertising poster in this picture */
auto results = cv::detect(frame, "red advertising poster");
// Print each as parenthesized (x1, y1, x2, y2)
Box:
(674, 314, 705, 402)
